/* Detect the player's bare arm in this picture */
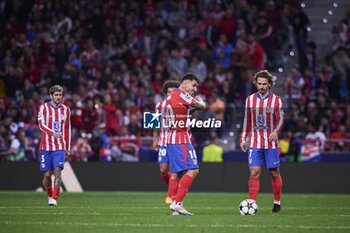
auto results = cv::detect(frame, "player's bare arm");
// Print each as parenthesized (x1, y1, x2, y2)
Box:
(152, 130, 159, 150)
(240, 141, 247, 152)
(269, 132, 278, 142)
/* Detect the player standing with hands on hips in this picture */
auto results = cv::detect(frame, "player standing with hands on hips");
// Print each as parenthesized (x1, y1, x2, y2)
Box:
(240, 70, 284, 213)
(167, 73, 206, 216)
(38, 85, 71, 206)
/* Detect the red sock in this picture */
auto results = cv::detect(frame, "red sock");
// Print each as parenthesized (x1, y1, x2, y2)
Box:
(175, 174, 194, 203)
(161, 172, 170, 185)
(272, 175, 283, 202)
(52, 187, 61, 200)
(168, 178, 179, 200)
(46, 186, 53, 198)
(249, 177, 260, 200)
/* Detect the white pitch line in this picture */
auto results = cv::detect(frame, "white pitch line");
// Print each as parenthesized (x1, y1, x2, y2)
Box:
(0, 212, 132, 216)
(1, 221, 349, 230)
(1, 206, 350, 210)
(2, 212, 350, 217)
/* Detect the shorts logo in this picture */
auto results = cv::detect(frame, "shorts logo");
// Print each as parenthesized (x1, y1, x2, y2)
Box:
(257, 115, 265, 126)
(143, 111, 161, 129)
(192, 159, 197, 165)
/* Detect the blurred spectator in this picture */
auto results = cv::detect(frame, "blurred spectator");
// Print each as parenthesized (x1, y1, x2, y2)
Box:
(252, 13, 273, 68)
(328, 124, 349, 151)
(188, 54, 207, 82)
(0, 125, 24, 161)
(245, 33, 265, 70)
(167, 48, 188, 76)
(289, 6, 310, 68)
(285, 67, 305, 101)
(202, 136, 224, 162)
(213, 34, 234, 70)
(208, 91, 225, 138)
(300, 123, 327, 162)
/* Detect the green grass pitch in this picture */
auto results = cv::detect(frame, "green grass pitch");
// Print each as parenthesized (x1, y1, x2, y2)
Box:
(0, 191, 349, 233)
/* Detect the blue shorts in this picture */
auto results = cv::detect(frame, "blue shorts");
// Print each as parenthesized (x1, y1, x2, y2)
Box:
(157, 146, 169, 164)
(167, 144, 199, 173)
(40, 150, 65, 171)
(247, 148, 280, 169)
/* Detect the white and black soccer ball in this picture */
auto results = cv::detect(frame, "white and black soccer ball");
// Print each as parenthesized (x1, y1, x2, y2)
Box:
(239, 199, 258, 215)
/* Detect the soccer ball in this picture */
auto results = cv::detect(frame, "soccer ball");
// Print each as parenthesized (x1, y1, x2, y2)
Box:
(239, 199, 258, 215)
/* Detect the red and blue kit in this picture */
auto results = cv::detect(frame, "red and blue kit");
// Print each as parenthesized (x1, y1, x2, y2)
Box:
(166, 89, 198, 173)
(38, 102, 71, 171)
(155, 99, 169, 164)
(240, 91, 284, 168)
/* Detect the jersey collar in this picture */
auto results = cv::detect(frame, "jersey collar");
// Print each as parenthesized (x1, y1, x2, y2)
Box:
(257, 91, 271, 100)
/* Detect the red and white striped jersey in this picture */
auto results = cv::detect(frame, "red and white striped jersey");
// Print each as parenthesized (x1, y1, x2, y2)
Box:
(240, 91, 284, 149)
(38, 102, 71, 151)
(155, 99, 168, 147)
(166, 89, 196, 144)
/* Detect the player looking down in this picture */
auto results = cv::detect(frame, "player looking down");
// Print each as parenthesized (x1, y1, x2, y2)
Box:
(240, 70, 284, 213)
(166, 73, 206, 216)
(38, 85, 71, 206)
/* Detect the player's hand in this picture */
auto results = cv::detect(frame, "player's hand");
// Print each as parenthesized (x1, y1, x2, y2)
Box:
(269, 132, 278, 142)
(65, 151, 71, 162)
(240, 142, 247, 152)
(52, 132, 62, 138)
(151, 142, 159, 151)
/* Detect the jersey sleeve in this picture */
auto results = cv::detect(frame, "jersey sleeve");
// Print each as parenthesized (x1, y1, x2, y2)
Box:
(64, 106, 71, 151)
(273, 96, 284, 135)
(178, 90, 196, 107)
(38, 104, 55, 135)
(240, 97, 251, 144)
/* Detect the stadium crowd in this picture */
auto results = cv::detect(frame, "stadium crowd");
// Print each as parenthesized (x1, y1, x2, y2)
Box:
(0, 0, 349, 162)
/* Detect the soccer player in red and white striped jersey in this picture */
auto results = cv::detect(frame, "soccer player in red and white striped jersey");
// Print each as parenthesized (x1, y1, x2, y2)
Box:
(38, 85, 71, 206)
(240, 70, 284, 213)
(152, 80, 179, 204)
(166, 73, 206, 215)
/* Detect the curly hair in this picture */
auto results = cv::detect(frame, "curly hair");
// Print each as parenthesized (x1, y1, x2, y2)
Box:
(162, 80, 180, 95)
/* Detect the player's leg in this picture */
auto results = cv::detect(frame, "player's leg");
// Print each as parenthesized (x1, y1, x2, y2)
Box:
(172, 144, 199, 215)
(159, 163, 170, 184)
(159, 163, 172, 203)
(158, 146, 171, 203)
(247, 148, 264, 200)
(158, 146, 170, 184)
(269, 168, 282, 203)
(174, 168, 198, 204)
(266, 149, 283, 213)
(166, 145, 180, 202)
(248, 166, 262, 200)
(42, 170, 53, 198)
(51, 150, 65, 201)
(39, 150, 54, 203)
(51, 166, 63, 201)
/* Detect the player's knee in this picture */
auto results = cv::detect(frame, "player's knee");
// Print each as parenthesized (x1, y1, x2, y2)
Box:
(43, 171, 51, 178)
(187, 169, 199, 177)
(249, 171, 260, 179)
(270, 171, 280, 178)
(159, 165, 169, 175)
